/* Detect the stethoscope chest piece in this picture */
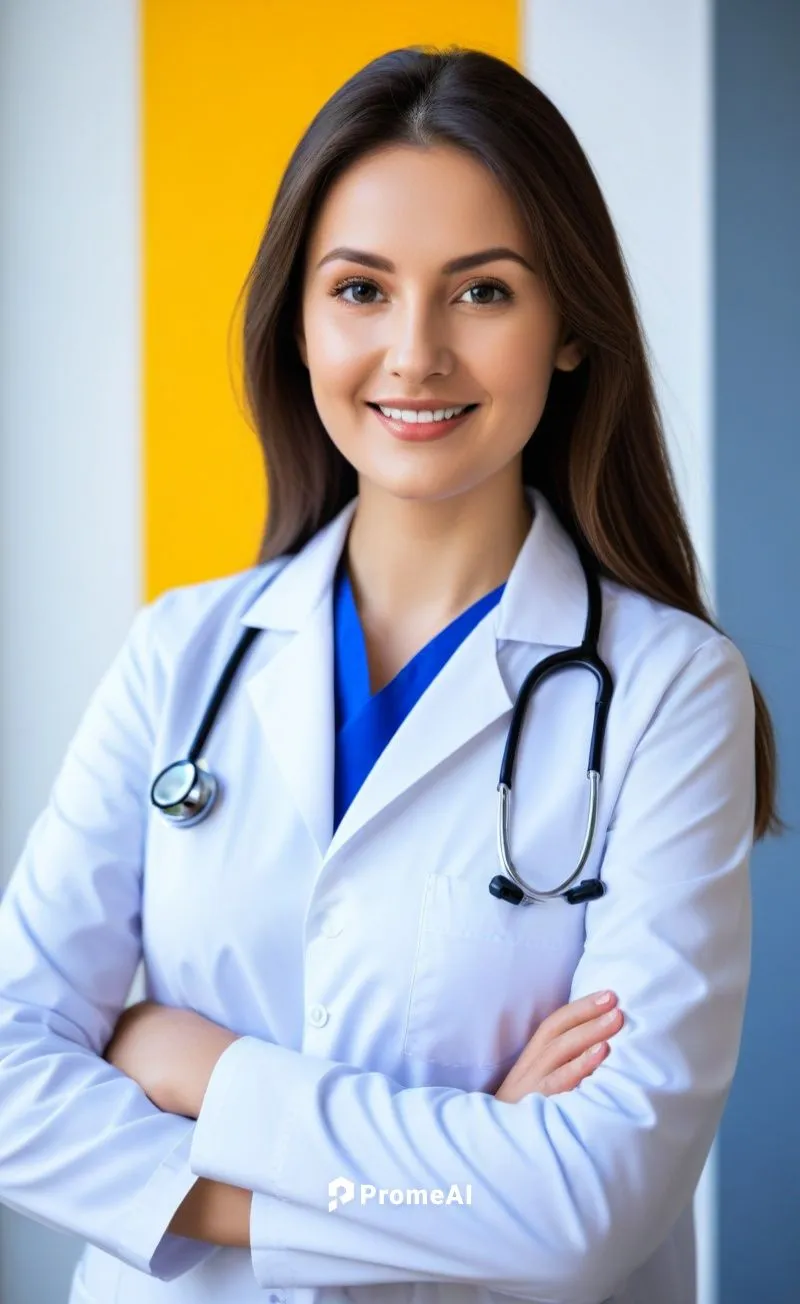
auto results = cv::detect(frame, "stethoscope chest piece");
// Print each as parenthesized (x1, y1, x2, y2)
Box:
(150, 758, 218, 827)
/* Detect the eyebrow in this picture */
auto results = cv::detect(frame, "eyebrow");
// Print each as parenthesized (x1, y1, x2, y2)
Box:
(315, 245, 535, 275)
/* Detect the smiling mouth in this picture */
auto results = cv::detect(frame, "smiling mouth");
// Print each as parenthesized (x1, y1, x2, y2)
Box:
(365, 401, 477, 422)
(366, 402, 480, 442)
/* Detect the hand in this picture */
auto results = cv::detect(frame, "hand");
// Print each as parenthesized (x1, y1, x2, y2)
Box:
(103, 1000, 239, 1118)
(493, 991, 623, 1103)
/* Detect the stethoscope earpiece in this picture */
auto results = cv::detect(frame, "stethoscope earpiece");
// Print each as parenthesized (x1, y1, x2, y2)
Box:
(564, 879, 606, 904)
(150, 758, 218, 828)
(488, 875, 526, 905)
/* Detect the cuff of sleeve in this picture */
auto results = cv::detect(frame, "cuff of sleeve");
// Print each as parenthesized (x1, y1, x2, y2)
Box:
(249, 1190, 299, 1288)
(106, 1125, 218, 1280)
(188, 1037, 327, 1196)
(247, 1190, 410, 1291)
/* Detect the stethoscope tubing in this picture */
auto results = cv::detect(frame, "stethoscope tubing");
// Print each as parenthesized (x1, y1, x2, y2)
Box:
(149, 625, 262, 826)
(150, 542, 614, 907)
(493, 648, 611, 904)
(489, 549, 613, 905)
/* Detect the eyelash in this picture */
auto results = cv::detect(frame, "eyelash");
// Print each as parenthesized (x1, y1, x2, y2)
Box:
(328, 275, 515, 308)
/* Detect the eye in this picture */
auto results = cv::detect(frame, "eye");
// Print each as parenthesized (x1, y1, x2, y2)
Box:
(328, 277, 383, 306)
(459, 278, 514, 306)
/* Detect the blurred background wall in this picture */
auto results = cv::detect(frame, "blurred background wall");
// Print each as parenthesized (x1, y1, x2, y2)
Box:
(0, 1, 796, 1301)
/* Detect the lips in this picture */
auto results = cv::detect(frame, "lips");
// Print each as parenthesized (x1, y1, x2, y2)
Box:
(367, 402, 479, 442)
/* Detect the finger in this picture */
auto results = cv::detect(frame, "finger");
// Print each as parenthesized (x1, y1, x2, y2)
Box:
(516, 993, 620, 1071)
(529, 1006, 624, 1081)
(540, 1001, 621, 1074)
(540, 991, 619, 1040)
(540, 1040, 609, 1097)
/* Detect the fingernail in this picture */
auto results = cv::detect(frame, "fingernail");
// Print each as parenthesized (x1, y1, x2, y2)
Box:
(585, 1042, 605, 1058)
(594, 991, 612, 1005)
(601, 1009, 619, 1025)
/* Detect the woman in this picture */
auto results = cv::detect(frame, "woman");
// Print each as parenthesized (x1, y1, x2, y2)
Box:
(0, 44, 783, 1304)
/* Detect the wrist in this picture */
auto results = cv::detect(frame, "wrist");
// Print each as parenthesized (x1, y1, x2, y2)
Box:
(182, 1028, 240, 1120)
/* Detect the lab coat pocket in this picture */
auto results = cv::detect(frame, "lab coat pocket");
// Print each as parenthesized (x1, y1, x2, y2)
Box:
(402, 870, 559, 1070)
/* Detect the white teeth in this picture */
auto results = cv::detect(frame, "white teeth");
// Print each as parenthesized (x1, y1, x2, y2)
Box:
(377, 404, 469, 423)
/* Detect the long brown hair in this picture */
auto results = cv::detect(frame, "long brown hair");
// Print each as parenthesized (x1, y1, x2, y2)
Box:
(234, 44, 785, 842)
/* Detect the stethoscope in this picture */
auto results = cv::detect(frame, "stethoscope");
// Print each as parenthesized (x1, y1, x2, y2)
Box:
(150, 546, 613, 908)
(488, 544, 612, 907)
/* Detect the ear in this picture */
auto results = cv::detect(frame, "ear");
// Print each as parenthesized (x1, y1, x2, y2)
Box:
(554, 332, 585, 373)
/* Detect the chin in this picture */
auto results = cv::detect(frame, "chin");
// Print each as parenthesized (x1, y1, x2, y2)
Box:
(356, 465, 491, 506)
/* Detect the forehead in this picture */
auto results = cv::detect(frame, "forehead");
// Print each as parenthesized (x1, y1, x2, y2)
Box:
(305, 143, 532, 264)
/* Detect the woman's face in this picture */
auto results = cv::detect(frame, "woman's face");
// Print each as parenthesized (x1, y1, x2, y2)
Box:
(296, 143, 582, 505)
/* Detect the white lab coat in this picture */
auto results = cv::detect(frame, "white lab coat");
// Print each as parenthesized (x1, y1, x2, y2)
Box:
(0, 485, 755, 1304)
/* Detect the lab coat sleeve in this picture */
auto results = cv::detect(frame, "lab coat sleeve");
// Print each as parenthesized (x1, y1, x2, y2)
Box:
(189, 633, 756, 1303)
(0, 599, 216, 1280)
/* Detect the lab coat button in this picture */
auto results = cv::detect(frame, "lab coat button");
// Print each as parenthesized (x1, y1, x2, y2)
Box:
(268, 1294, 285, 1304)
(307, 1003, 329, 1027)
(320, 911, 344, 937)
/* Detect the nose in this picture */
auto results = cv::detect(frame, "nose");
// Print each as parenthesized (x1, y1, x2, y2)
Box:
(382, 298, 453, 383)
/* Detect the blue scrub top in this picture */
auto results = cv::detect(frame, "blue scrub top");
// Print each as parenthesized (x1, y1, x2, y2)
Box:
(332, 556, 506, 832)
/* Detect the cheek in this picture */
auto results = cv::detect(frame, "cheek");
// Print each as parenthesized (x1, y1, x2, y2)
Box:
(302, 319, 379, 446)
(304, 308, 373, 379)
(483, 328, 556, 412)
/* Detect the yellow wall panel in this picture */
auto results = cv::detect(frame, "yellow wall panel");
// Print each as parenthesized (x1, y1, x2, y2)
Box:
(142, 0, 521, 599)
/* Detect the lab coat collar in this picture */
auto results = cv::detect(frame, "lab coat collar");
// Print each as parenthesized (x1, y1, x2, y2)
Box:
(238, 485, 590, 864)
(240, 484, 588, 651)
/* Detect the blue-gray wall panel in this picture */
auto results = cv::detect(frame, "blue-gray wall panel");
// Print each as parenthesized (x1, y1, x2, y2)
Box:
(715, 1, 800, 1299)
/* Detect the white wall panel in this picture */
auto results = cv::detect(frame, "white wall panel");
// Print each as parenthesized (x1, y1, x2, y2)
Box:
(524, 5, 716, 1303)
(0, 2, 140, 1295)
(525, 0, 715, 606)
(0, 0, 141, 886)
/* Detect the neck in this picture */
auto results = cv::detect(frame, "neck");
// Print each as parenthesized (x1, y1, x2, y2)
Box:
(344, 470, 533, 630)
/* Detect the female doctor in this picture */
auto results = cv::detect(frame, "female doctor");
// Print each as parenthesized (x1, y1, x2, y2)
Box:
(0, 44, 783, 1304)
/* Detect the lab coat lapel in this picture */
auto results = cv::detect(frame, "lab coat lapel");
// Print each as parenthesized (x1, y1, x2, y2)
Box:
(239, 501, 359, 862)
(324, 614, 513, 862)
(243, 598, 335, 862)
